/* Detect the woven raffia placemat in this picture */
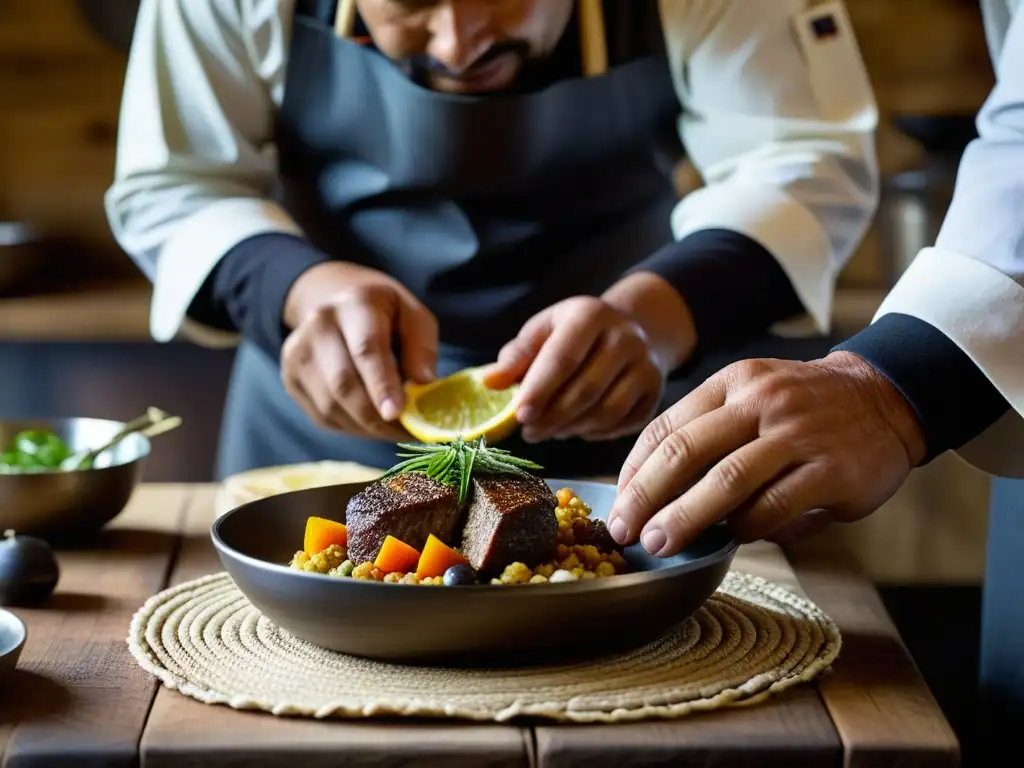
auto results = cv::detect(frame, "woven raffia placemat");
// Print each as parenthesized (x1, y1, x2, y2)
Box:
(127, 570, 841, 723)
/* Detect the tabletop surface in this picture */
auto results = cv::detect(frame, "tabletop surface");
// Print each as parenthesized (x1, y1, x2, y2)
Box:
(0, 484, 960, 768)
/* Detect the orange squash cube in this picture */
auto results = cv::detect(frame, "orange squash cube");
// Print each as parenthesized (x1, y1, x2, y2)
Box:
(303, 516, 348, 556)
(415, 534, 469, 579)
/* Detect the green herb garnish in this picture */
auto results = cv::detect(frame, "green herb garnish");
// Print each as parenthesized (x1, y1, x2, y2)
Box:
(381, 436, 542, 504)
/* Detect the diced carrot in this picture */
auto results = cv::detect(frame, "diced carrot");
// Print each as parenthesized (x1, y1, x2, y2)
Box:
(374, 535, 421, 575)
(303, 516, 348, 556)
(415, 534, 469, 579)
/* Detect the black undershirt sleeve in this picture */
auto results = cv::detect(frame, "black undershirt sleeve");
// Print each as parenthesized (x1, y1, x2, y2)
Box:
(834, 313, 1011, 464)
(634, 227, 805, 351)
(186, 233, 332, 360)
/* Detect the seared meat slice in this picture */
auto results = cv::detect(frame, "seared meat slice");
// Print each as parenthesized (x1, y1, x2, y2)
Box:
(572, 517, 623, 554)
(345, 473, 462, 564)
(461, 475, 558, 573)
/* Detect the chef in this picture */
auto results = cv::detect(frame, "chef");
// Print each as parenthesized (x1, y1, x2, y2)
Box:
(609, 0, 1023, 750)
(105, 0, 878, 478)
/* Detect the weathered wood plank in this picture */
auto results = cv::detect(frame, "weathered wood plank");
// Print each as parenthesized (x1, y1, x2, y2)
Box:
(139, 486, 532, 768)
(533, 543, 842, 768)
(0, 484, 193, 768)
(786, 546, 960, 768)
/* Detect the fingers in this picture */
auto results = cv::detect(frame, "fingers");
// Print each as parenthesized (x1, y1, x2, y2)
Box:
(522, 338, 630, 442)
(395, 293, 439, 385)
(311, 322, 408, 439)
(637, 436, 793, 555)
(282, 322, 362, 433)
(287, 377, 361, 433)
(281, 315, 409, 441)
(481, 313, 553, 391)
(560, 365, 659, 441)
(609, 402, 758, 549)
(516, 312, 605, 425)
(336, 303, 405, 421)
(726, 461, 834, 543)
(616, 377, 727, 492)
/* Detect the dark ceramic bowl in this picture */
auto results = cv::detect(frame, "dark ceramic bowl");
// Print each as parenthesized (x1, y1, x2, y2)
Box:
(212, 479, 738, 665)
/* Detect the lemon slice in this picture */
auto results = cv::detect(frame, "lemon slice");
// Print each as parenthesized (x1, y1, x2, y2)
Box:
(399, 366, 520, 444)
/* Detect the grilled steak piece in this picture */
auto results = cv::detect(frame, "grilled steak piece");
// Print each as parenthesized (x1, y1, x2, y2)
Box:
(572, 517, 623, 554)
(345, 474, 462, 564)
(461, 475, 558, 573)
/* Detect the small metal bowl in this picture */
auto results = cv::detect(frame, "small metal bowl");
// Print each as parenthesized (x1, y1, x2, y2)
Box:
(0, 418, 149, 540)
(212, 479, 738, 665)
(0, 608, 26, 686)
(0, 222, 42, 296)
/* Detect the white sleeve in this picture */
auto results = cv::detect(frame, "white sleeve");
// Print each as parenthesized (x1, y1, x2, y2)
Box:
(872, 3, 1024, 478)
(661, 0, 879, 334)
(104, 0, 299, 347)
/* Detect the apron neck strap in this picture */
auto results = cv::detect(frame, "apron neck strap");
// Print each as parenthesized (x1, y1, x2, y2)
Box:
(333, 0, 358, 39)
(332, 0, 609, 76)
(577, 0, 608, 76)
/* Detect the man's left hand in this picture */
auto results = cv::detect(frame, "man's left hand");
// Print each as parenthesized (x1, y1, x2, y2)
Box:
(608, 352, 928, 555)
(483, 296, 665, 442)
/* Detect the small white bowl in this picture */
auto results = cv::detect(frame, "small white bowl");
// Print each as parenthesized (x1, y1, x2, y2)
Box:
(0, 608, 27, 685)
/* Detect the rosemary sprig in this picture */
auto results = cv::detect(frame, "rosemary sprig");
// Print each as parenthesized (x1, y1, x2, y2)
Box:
(380, 435, 542, 504)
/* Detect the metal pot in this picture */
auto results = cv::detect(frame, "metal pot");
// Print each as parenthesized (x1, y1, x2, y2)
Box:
(877, 114, 978, 285)
(0, 223, 42, 296)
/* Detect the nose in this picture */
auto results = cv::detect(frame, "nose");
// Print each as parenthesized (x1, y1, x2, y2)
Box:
(427, 1, 496, 74)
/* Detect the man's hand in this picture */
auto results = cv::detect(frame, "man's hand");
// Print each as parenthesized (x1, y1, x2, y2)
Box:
(280, 262, 438, 439)
(608, 352, 928, 555)
(483, 296, 666, 442)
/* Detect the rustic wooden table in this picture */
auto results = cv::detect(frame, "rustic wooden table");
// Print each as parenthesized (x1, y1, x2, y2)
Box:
(0, 484, 960, 768)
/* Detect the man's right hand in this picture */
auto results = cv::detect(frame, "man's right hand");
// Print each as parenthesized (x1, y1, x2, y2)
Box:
(281, 262, 439, 439)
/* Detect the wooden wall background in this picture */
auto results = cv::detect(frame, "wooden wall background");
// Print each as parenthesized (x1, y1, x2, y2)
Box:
(0, 0, 129, 277)
(0, 0, 998, 283)
(0, 0, 1001, 582)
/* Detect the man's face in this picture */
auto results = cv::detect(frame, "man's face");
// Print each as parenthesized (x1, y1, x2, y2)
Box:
(357, 0, 575, 93)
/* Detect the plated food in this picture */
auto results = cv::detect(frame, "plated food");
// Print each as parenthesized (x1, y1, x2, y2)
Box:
(289, 437, 627, 586)
(213, 474, 738, 661)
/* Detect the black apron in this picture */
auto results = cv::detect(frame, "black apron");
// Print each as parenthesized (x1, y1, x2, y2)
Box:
(216, 0, 835, 478)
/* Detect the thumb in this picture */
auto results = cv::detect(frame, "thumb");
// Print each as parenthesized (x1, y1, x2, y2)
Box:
(482, 314, 553, 390)
(395, 293, 439, 385)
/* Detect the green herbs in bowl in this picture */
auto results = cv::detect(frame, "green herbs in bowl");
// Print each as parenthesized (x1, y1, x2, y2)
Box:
(0, 408, 181, 475)
(0, 429, 77, 474)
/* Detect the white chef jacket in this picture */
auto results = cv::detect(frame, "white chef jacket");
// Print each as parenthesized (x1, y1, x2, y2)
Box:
(105, 0, 878, 348)
(873, 0, 1024, 477)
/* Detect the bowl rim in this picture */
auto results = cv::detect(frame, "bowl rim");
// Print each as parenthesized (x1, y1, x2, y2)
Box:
(0, 416, 151, 474)
(0, 607, 27, 657)
(211, 478, 740, 595)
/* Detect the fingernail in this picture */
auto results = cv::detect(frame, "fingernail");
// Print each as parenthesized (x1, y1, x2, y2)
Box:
(609, 517, 628, 544)
(380, 398, 399, 421)
(517, 405, 536, 423)
(641, 528, 667, 555)
(419, 366, 436, 382)
(522, 429, 539, 444)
